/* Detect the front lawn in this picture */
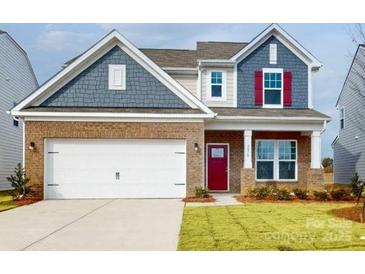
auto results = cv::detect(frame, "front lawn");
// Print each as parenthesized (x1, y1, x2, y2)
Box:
(0, 191, 17, 212)
(178, 203, 365, 251)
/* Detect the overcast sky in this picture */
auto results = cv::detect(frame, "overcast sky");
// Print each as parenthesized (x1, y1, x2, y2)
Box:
(0, 23, 359, 158)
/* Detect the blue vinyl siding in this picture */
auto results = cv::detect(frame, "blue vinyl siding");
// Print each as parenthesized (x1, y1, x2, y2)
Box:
(237, 36, 308, 108)
(41, 46, 189, 108)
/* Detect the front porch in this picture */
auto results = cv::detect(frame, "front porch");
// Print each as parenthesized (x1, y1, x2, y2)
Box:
(204, 129, 324, 194)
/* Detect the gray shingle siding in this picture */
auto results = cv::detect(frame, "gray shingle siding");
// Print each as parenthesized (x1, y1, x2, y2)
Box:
(0, 33, 38, 189)
(41, 46, 189, 108)
(237, 36, 308, 108)
(334, 46, 365, 184)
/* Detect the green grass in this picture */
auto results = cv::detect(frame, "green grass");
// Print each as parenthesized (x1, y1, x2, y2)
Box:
(0, 191, 17, 212)
(178, 203, 365, 251)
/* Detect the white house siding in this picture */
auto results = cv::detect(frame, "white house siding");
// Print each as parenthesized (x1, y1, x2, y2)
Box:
(0, 33, 38, 189)
(201, 68, 235, 107)
(334, 46, 365, 184)
(169, 73, 198, 97)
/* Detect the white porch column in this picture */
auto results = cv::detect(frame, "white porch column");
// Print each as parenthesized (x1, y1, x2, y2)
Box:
(311, 130, 321, 169)
(244, 130, 253, 168)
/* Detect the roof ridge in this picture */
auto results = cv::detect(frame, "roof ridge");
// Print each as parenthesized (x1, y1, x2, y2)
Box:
(197, 41, 247, 44)
(140, 47, 196, 52)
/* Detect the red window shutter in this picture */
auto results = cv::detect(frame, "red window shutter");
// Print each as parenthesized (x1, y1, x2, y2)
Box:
(284, 71, 292, 106)
(254, 71, 263, 106)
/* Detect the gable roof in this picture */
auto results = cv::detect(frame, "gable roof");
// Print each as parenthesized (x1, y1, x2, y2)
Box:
(11, 30, 213, 116)
(0, 29, 38, 87)
(230, 24, 322, 68)
(335, 44, 365, 107)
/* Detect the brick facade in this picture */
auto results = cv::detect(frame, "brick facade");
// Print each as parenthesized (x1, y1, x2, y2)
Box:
(241, 131, 324, 194)
(25, 121, 204, 199)
(205, 131, 243, 193)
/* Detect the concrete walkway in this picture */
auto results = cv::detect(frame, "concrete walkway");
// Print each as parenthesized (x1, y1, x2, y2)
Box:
(0, 199, 184, 251)
(186, 193, 242, 207)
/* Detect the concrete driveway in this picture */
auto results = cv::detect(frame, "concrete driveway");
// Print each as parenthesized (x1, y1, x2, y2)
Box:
(0, 199, 184, 251)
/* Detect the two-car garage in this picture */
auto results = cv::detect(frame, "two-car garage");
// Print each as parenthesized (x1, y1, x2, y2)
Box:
(44, 139, 187, 199)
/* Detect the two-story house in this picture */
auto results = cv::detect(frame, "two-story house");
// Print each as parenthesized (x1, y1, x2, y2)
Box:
(333, 44, 365, 184)
(11, 24, 329, 199)
(0, 30, 38, 190)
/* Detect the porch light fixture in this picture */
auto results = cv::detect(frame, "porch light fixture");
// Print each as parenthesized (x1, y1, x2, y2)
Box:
(29, 142, 35, 151)
(194, 143, 199, 152)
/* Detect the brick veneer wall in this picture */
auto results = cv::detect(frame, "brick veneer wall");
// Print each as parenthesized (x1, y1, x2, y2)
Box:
(205, 131, 243, 193)
(25, 121, 204, 199)
(241, 131, 324, 194)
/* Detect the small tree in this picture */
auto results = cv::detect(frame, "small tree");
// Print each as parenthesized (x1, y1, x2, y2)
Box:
(6, 163, 30, 200)
(321, 157, 333, 168)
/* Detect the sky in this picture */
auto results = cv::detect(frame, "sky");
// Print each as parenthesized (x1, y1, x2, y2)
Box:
(0, 23, 359, 158)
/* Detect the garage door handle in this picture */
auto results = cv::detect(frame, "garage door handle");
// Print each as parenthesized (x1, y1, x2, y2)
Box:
(116, 172, 120, 180)
(47, 184, 59, 186)
(174, 183, 185, 186)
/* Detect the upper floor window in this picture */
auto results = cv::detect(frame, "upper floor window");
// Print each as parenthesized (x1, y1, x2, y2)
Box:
(108, 64, 126, 90)
(263, 68, 283, 108)
(340, 107, 345, 130)
(207, 71, 226, 101)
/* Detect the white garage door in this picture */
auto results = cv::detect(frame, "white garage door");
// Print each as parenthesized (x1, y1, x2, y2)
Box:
(44, 139, 186, 199)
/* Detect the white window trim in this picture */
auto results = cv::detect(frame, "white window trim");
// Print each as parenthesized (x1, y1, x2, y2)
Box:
(255, 139, 298, 182)
(262, 68, 283, 109)
(340, 106, 345, 130)
(206, 70, 227, 101)
(108, 64, 126, 90)
(269, 43, 277, 64)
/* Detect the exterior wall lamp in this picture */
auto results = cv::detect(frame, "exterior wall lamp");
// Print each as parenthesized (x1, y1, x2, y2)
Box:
(194, 143, 199, 152)
(29, 142, 35, 151)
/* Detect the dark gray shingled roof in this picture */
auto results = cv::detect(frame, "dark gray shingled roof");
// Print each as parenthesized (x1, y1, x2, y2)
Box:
(64, 41, 248, 68)
(211, 108, 330, 119)
(196, 41, 247, 60)
(22, 107, 205, 114)
(140, 48, 197, 68)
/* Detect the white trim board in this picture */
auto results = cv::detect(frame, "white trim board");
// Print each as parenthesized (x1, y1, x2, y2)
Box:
(11, 30, 213, 115)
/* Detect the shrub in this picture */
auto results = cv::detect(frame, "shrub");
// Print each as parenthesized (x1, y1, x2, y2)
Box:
(195, 186, 208, 198)
(350, 173, 365, 202)
(274, 187, 291, 200)
(293, 188, 308, 200)
(313, 190, 329, 201)
(330, 188, 349, 201)
(248, 186, 272, 200)
(6, 163, 30, 200)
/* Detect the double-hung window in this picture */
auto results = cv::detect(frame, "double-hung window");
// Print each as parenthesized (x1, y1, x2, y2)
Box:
(208, 71, 226, 100)
(256, 140, 297, 181)
(263, 68, 283, 108)
(340, 107, 345, 130)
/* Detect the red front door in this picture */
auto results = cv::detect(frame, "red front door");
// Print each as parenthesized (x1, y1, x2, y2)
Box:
(207, 144, 228, 191)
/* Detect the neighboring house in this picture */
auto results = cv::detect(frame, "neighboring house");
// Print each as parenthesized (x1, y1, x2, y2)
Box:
(0, 30, 38, 190)
(11, 24, 330, 200)
(333, 45, 365, 184)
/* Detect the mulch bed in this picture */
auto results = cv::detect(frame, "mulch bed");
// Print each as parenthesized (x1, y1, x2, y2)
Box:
(15, 198, 40, 206)
(235, 195, 357, 204)
(331, 205, 365, 223)
(183, 196, 216, 203)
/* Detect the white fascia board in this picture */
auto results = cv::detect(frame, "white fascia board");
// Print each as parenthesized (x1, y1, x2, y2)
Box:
(205, 120, 325, 132)
(11, 110, 215, 120)
(162, 67, 198, 74)
(215, 115, 331, 122)
(198, 59, 235, 67)
(12, 30, 213, 115)
(230, 24, 322, 68)
(24, 117, 205, 123)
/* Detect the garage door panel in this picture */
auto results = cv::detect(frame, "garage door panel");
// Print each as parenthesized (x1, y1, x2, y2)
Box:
(45, 139, 186, 199)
